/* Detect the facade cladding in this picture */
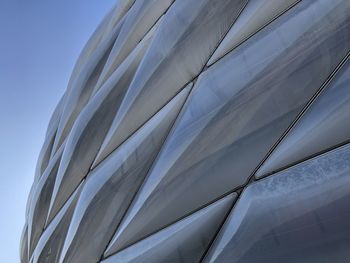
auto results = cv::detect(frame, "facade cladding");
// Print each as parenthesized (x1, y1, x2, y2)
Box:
(21, 0, 350, 262)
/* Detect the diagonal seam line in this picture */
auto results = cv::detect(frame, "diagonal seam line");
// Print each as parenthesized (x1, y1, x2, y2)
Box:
(199, 194, 239, 263)
(90, 0, 177, 169)
(99, 0, 250, 259)
(252, 50, 350, 181)
(37, 0, 307, 258)
(199, 49, 350, 262)
(207, 0, 302, 68)
(91, 0, 249, 169)
(257, 139, 350, 181)
(99, 79, 195, 261)
(92, 0, 175, 97)
(41, 0, 178, 233)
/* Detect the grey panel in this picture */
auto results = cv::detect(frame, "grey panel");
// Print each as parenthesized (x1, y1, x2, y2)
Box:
(256, 57, 350, 178)
(98, 0, 135, 44)
(93, 0, 248, 166)
(204, 143, 350, 263)
(50, 18, 124, 154)
(58, 87, 190, 263)
(208, 0, 300, 66)
(25, 182, 37, 223)
(45, 93, 66, 139)
(21, 0, 350, 262)
(90, 13, 163, 98)
(103, 193, 236, 262)
(34, 93, 65, 182)
(94, 0, 173, 91)
(62, 4, 128, 133)
(64, 6, 112, 92)
(53, 1, 126, 146)
(30, 184, 82, 263)
(106, 0, 350, 253)
(46, 34, 153, 225)
(28, 142, 65, 257)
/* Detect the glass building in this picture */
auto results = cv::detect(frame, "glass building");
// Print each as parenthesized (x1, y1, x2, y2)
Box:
(21, 0, 350, 262)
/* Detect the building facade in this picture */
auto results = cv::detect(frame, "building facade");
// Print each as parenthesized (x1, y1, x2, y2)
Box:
(21, 0, 350, 262)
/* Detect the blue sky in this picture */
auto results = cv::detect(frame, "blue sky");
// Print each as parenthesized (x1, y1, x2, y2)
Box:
(0, 0, 115, 261)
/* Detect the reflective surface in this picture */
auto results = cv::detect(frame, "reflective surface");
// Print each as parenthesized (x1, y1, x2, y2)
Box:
(208, 0, 300, 65)
(51, 19, 122, 154)
(204, 143, 350, 263)
(28, 142, 66, 256)
(34, 93, 65, 182)
(30, 184, 82, 263)
(58, 87, 189, 263)
(46, 32, 155, 224)
(94, 0, 173, 91)
(22, 0, 350, 262)
(94, 0, 248, 165)
(107, 0, 350, 253)
(256, 57, 350, 178)
(103, 194, 236, 262)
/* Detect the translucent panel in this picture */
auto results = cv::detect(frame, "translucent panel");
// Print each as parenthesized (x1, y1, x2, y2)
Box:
(46, 35, 152, 225)
(99, 0, 135, 44)
(58, 87, 190, 263)
(90, 15, 162, 97)
(65, 6, 114, 90)
(208, 0, 299, 66)
(51, 19, 124, 154)
(94, 0, 248, 166)
(25, 183, 37, 222)
(108, 0, 350, 252)
(34, 93, 66, 182)
(45, 93, 66, 139)
(53, 0, 133, 141)
(103, 193, 236, 261)
(46, 1, 132, 156)
(27, 142, 65, 257)
(256, 58, 350, 178)
(94, 0, 173, 90)
(31, 183, 82, 263)
(34, 135, 55, 183)
(204, 143, 350, 263)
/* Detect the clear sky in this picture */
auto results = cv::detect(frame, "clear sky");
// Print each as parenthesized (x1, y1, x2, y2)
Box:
(0, 0, 115, 261)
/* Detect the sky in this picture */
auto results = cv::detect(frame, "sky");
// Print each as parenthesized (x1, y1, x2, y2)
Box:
(0, 0, 115, 261)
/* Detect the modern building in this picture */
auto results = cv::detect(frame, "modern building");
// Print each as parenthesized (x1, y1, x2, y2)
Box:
(21, 0, 350, 262)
